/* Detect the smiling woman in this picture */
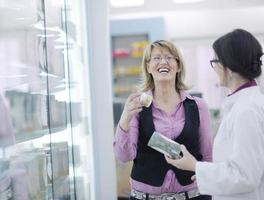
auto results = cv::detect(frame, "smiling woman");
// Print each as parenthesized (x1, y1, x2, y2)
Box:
(113, 40, 213, 200)
(140, 40, 188, 92)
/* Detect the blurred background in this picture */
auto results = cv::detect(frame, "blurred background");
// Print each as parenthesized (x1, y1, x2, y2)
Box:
(0, 0, 264, 199)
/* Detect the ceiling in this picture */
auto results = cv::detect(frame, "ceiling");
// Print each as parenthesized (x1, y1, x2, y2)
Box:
(110, 0, 264, 15)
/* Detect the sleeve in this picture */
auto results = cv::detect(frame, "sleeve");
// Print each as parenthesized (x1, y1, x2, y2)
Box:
(196, 98, 213, 162)
(113, 115, 139, 163)
(196, 106, 264, 195)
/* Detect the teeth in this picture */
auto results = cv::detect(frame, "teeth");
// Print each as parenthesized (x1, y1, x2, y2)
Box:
(158, 68, 169, 73)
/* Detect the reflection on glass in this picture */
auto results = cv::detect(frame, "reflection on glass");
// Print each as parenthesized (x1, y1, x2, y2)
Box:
(0, 0, 91, 199)
(0, 0, 50, 198)
(62, 0, 93, 199)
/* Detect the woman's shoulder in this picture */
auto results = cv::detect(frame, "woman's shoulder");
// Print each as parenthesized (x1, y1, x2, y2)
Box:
(193, 97, 209, 114)
(181, 91, 209, 110)
(235, 87, 264, 110)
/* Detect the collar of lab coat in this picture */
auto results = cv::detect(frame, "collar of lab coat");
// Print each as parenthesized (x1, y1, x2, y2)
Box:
(221, 86, 260, 116)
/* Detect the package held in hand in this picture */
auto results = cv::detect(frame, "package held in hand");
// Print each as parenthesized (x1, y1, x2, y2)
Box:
(147, 131, 181, 159)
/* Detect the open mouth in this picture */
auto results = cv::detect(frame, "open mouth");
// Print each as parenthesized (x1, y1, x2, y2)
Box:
(158, 67, 170, 74)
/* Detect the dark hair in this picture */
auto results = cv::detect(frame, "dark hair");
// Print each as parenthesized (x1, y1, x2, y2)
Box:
(213, 29, 263, 80)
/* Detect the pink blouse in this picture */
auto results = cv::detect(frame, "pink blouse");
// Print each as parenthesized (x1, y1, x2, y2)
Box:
(113, 91, 213, 195)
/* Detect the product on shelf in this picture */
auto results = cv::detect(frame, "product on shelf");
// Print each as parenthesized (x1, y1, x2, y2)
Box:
(43, 142, 70, 184)
(49, 95, 67, 129)
(50, 142, 69, 180)
(131, 41, 149, 58)
(5, 91, 47, 138)
(10, 149, 48, 200)
(114, 85, 136, 95)
(0, 172, 12, 200)
(114, 65, 141, 77)
(0, 94, 15, 147)
(140, 93, 153, 107)
(0, 159, 12, 200)
(43, 148, 53, 185)
(112, 48, 130, 58)
(70, 102, 82, 125)
(114, 66, 126, 77)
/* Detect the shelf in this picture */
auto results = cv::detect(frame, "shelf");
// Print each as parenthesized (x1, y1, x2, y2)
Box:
(112, 35, 149, 102)
(114, 86, 135, 95)
(15, 126, 67, 144)
(114, 65, 141, 77)
(113, 97, 126, 104)
(112, 48, 130, 58)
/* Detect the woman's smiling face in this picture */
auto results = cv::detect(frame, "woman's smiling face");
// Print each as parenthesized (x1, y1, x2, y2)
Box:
(147, 46, 179, 84)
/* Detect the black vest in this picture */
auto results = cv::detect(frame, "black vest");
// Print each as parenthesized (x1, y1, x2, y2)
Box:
(131, 98, 203, 186)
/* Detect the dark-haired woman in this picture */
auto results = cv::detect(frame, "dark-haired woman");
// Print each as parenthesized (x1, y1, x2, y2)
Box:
(166, 29, 264, 200)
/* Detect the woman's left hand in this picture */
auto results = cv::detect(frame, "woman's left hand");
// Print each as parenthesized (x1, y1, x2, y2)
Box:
(165, 145, 197, 172)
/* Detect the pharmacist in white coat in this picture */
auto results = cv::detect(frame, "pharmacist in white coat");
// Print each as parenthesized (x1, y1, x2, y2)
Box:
(165, 29, 264, 200)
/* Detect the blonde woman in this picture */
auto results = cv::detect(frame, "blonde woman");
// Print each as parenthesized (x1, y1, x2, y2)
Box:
(113, 40, 212, 200)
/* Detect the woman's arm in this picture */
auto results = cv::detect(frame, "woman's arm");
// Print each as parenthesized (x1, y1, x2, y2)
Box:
(113, 92, 143, 163)
(113, 116, 139, 163)
(196, 107, 264, 195)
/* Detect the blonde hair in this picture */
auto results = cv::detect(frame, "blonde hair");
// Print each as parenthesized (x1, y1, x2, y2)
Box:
(139, 40, 188, 92)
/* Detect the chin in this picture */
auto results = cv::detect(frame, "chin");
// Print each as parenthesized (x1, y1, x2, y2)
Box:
(156, 77, 174, 83)
(157, 74, 174, 80)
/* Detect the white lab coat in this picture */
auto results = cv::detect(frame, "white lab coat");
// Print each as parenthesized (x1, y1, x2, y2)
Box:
(196, 86, 264, 200)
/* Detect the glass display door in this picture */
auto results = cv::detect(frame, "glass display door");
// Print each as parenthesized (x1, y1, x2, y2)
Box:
(0, 0, 92, 199)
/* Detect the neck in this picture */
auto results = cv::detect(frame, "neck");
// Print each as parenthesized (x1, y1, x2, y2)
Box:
(154, 82, 179, 104)
(228, 74, 250, 94)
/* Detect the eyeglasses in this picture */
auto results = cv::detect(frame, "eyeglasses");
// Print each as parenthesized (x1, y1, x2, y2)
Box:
(210, 59, 220, 68)
(150, 56, 179, 63)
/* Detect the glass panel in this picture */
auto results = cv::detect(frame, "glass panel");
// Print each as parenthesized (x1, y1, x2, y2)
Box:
(0, 0, 51, 199)
(63, 0, 93, 199)
(0, 0, 92, 199)
(44, 0, 75, 199)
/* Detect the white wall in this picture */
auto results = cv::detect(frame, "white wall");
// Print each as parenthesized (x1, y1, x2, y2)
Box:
(111, 6, 264, 39)
(163, 6, 264, 40)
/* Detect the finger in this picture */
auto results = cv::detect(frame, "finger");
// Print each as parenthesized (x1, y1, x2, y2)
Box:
(180, 145, 189, 156)
(191, 175, 196, 182)
(165, 155, 177, 165)
(127, 101, 143, 112)
(130, 108, 143, 115)
(127, 92, 141, 102)
(164, 155, 172, 163)
(132, 97, 143, 107)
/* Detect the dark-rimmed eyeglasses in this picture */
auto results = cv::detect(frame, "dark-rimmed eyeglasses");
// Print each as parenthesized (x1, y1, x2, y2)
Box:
(210, 59, 220, 68)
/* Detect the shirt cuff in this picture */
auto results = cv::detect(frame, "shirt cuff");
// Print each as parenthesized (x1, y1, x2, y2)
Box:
(195, 161, 211, 195)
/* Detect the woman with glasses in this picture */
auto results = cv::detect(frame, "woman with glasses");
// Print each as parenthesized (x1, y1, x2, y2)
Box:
(113, 40, 212, 200)
(165, 29, 264, 200)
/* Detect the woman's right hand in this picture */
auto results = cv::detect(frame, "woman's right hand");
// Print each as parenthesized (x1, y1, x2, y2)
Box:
(119, 92, 143, 132)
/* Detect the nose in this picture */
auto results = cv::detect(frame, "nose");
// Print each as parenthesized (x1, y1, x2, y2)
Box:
(160, 57, 167, 64)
